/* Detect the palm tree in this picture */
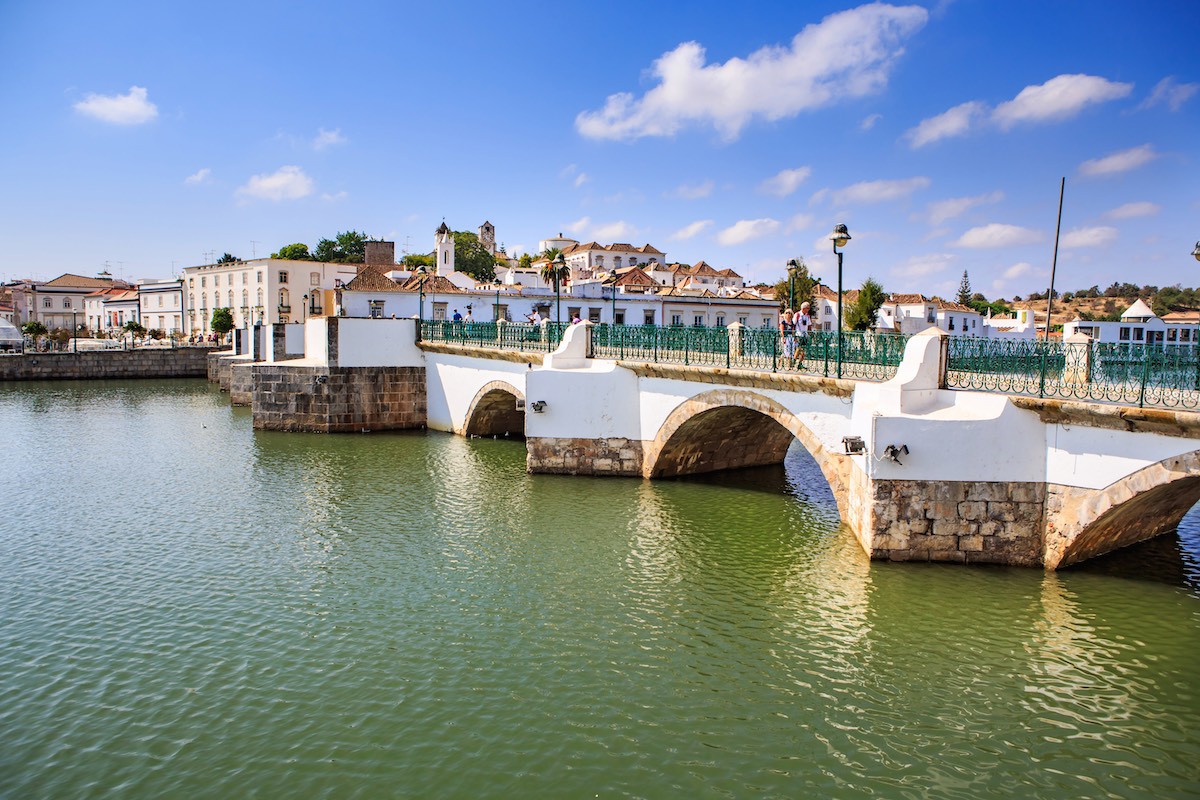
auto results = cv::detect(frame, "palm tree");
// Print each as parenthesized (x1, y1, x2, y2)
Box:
(540, 251, 570, 324)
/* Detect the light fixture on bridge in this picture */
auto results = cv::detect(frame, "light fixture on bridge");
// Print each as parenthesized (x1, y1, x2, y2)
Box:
(882, 444, 909, 465)
(842, 435, 865, 455)
(530, 400, 547, 413)
(1192, 241, 1200, 262)
(829, 224, 851, 380)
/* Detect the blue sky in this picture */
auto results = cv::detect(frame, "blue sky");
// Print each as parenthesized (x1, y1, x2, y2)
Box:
(1, 0, 1197, 300)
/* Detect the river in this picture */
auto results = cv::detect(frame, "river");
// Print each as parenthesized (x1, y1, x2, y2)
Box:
(1, 379, 1197, 798)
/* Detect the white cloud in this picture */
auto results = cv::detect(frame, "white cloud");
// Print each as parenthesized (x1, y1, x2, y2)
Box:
(717, 218, 780, 246)
(184, 168, 211, 185)
(574, 172, 589, 188)
(671, 220, 713, 240)
(951, 223, 1042, 248)
(832, 176, 930, 206)
(786, 212, 815, 233)
(893, 253, 955, 278)
(758, 167, 812, 197)
(321, 190, 349, 202)
(922, 190, 1004, 225)
(563, 216, 590, 235)
(1137, 76, 1199, 112)
(575, 3, 928, 141)
(1104, 201, 1160, 219)
(860, 113, 882, 131)
(906, 101, 986, 148)
(1001, 262, 1033, 281)
(559, 164, 580, 179)
(992, 74, 1132, 129)
(1079, 144, 1157, 177)
(593, 220, 637, 240)
(73, 85, 158, 125)
(235, 165, 314, 201)
(1060, 226, 1118, 249)
(669, 180, 714, 200)
(312, 128, 346, 150)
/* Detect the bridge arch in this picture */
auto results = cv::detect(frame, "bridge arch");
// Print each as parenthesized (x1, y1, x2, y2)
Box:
(464, 380, 526, 438)
(1048, 449, 1200, 568)
(642, 389, 850, 515)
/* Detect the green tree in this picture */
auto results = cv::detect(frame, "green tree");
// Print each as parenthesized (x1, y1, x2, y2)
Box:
(122, 320, 147, 339)
(22, 321, 48, 340)
(956, 270, 972, 305)
(771, 257, 817, 311)
(846, 277, 886, 331)
(314, 230, 371, 263)
(452, 231, 498, 282)
(272, 243, 313, 260)
(217, 252, 239, 264)
(211, 308, 235, 337)
(401, 252, 435, 269)
(517, 253, 534, 269)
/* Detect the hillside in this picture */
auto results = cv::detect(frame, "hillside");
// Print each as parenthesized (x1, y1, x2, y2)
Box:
(1008, 296, 1140, 330)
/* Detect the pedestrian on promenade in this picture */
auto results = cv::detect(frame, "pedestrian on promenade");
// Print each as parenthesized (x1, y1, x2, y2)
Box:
(779, 309, 795, 364)
(796, 302, 812, 364)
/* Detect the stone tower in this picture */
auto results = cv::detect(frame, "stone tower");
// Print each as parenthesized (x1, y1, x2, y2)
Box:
(478, 220, 496, 255)
(435, 221, 455, 275)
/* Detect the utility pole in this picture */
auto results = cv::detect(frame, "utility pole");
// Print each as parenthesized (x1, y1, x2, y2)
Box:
(250, 240, 259, 258)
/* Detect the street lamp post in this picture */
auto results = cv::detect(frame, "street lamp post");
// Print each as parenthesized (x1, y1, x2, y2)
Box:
(786, 258, 800, 311)
(553, 252, 566, 326)
(829, 224, 851, 379)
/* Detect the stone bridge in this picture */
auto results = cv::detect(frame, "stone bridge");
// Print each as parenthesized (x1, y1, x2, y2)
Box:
(225, 317, 1200, 570)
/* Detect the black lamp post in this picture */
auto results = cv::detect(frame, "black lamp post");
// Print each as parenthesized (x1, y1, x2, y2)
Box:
(553, 252, 566, 325)
(786, 258, 800, 311)
(829, 224, 851, 378)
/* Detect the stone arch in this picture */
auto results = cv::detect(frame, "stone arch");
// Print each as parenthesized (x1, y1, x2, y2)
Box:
(464, 380, 526, 438)
(642, 388, 850, 517)
(1046, 449, 1200, 568)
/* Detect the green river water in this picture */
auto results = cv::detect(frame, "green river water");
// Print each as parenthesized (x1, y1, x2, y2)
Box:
(1, 379, 1198, 799)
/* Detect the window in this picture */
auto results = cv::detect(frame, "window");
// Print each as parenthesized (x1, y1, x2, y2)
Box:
(201, 276, 207, 288)
(63, 298, 71, 309)
(189, 294, 195, 309)
(1133, 328, 1144, 341)
(227, 290, 234, 308)
(588, 308, 601, 323)
(614, 311, 625, 325)
(158, 295, 164, 307)
(188, 278, 194, 288)
(693, 315, 704, 327)
(369, 300, 385, 319)
(568, 307, 581, 321)
(432, 303, 447, 321)
(278, 289, 289, 309)
(613, 257, 622, 268)
(738, 316, 748, 326)
(242, 272, 248, 285)
(671, 314, 682, 326)
(43, 297, 51, 308)
(716, 315, 726, 327)
(1119, 327, 1130, 341)
(948, 317, 955, 331)
(1168, 329, 1178, 342)
(310, 272, 320, 286)
(926, 308, 935, 323)
(1182, 329, 1192, 343)
(257, 272, 263, 284)
(643, 310, 655, 325)
(278, 271, 288, 284)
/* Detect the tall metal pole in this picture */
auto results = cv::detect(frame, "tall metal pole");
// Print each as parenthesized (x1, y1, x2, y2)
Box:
(1044, 177, 1065, 341)
(835, 248, 843, 379)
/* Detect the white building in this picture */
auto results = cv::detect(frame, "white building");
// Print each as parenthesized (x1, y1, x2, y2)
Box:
(1063, 299, 1198, 346)
(182, 257, 359, 335)
(138, 278, 184, 335)
(13, 273, 124, 330)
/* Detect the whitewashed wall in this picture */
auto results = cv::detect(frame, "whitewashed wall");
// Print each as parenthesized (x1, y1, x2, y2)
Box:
(424, 353, 532, 433)
(336, 318, 422, 368)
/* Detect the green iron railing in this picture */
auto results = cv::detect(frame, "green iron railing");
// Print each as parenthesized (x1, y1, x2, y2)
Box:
(945, 336, 1200, 410)
(590, 324, 908, 381)
(419, 319, 567, 353)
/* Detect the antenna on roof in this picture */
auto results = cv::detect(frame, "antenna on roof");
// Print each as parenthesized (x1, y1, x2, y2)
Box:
(250, 240, 259, 258)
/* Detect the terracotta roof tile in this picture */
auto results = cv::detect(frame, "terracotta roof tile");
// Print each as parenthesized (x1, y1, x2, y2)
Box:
(43, 273, 119, 288)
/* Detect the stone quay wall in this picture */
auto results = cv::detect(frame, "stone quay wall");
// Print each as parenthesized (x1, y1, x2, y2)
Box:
(526, 436, 644, 476)
(252, 365, 427, 433)
(866, 479, 1045, 566)
(230, 363, 254, 406)
(0, 348, 212, 381)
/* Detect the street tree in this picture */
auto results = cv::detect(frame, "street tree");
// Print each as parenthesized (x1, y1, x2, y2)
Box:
(211, 308, 235, 337)
(846, 277, 886, 331)
(217, 253, 240, 264)
(22, 321, 48, 340)
(273, 243, 313, 260)
(517, 253, 534, 269)
(771, 257, 818, 311)
(122, 320, 147, 340)
(401, 253, 435, 269)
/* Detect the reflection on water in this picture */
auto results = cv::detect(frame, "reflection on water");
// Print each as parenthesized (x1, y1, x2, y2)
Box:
(0, 379, 1197, 799)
